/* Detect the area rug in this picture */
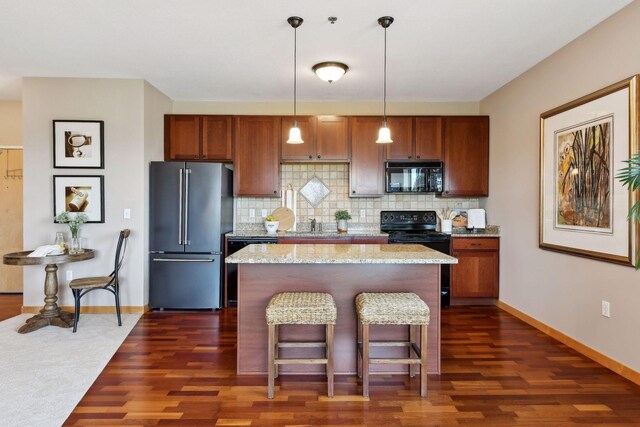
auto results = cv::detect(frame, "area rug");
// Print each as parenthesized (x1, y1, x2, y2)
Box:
(0, 313, 141, 427)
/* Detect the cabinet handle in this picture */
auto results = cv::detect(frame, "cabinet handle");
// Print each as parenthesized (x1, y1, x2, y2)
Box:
(453, 252, 458, 257)
(352, 190, 356, 194)
(274, 190, 277, 194)
(317, 155, 321, 159)
(470, 243, 481, 246)
(202, 155, 207, 159)
(194, 155, 199, 159)
(408, 155, 412, 159)
(416, 155, 421, 159)
(309, 155, 313, 159)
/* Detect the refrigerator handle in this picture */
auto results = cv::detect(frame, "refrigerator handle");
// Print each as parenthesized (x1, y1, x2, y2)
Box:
(178, 168, 184, 245)
(184, 168, 191, 245)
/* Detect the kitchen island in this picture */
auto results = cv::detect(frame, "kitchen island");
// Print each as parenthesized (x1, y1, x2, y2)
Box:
(225, 243, 457, 375)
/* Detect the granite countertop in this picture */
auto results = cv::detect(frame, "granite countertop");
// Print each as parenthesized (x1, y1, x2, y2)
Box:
(225, 243, 458, 264)
(227, 230, 388, 238)
(451, 225, 501, 238)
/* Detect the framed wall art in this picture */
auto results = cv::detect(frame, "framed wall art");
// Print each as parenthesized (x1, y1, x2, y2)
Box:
(539, 76, 639, 266)
(53, 120, 104, 168)
(53, 175, 105, 223)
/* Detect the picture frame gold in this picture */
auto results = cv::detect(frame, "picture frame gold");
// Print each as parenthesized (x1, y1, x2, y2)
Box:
(539, 76, 639, 266)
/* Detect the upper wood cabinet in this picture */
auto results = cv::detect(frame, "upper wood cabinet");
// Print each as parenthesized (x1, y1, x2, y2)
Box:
(415, 117, 443, 160)
(280, 116, 317, 161)
(442, 116, 489, 197)
(234, 116, 280, 197)
(385, 117, 414, 161)
(350, 117, 385, 197)
(280, 116, 349, 162)
(164, 115, 233, 161)
(202, 116, 233, 161)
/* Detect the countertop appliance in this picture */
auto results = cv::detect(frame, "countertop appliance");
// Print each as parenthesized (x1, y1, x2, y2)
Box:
(380, 210, 451, 307)
(385, 161, 443, 194)
(149, 162, 233, 309)
(225, 236, 278, 306)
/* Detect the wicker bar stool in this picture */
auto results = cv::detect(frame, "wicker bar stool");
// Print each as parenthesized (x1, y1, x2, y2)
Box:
(355, 292, 430, 397)
(266, 292, 337, 399)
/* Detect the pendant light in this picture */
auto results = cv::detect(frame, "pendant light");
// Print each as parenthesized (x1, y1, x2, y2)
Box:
(376, 16, 394, 144)
(287, 16, 304, 144)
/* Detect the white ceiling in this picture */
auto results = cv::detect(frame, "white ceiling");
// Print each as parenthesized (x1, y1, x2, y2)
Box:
(0, 0, 632, 102)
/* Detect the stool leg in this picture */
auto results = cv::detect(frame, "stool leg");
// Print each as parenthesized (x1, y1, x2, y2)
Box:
(420, 323, 428, 397)
(357, 319, 362, 379)
(362, 323, 370, 398)
(327, 324, 334, 398)
(409, 324, 416, 378)
(268, 324, 276, 399)
(274, 324, 279, 379)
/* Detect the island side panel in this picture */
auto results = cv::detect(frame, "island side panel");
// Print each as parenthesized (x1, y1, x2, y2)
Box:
(237, 263, 440, 375)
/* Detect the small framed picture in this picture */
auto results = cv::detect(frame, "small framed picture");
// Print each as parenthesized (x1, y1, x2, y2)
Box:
(53, 175, 105, 223)
(53, 120, 104, 168)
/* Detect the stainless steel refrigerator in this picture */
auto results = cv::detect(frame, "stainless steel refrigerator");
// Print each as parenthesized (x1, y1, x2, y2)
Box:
(149, 162, 233, 309)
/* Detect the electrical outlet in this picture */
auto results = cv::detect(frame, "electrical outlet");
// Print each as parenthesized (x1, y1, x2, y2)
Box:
(360, 209, 366, 218)
(123, 208, 131, 219)
(261, 209, 268, 218)
(66, 270, 73, 281)
(249, 209, 255, 219)
(601, 300, 611, 318)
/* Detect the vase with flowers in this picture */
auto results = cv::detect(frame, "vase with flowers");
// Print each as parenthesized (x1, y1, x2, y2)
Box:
(55, 212, 89, 254)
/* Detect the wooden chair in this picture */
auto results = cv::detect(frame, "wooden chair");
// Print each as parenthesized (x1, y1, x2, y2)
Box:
(69, 229, 130, 333)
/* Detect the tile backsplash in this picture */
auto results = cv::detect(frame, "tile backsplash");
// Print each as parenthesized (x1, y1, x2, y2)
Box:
(235, 164, 479, 229)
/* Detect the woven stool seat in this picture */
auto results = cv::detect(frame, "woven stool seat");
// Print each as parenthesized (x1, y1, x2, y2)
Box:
(266, 292, 337, 325)
(356, 292, 430, 325)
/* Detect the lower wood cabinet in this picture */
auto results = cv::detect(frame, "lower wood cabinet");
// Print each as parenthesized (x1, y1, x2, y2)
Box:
(451, 237, 499, 299)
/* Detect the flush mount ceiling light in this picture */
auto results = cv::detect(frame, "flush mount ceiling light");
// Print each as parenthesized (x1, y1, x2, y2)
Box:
(376, 16, 394, 144)
(312, 62, 349, 84)
(287, 16, 304, 144)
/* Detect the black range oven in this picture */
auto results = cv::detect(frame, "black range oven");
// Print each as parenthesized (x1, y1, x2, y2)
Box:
(380, 210, 451, 307)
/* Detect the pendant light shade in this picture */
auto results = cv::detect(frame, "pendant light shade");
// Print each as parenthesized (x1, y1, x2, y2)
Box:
(287, 16, 304, 144)
(287, 126, 303, 144)
(376, 124, 393, 144)
(376, 16, 394, 144)
(312, 62, 349, 84)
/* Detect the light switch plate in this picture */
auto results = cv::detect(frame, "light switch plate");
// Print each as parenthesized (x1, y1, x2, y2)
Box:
(66, 270, 73, 281)
(249, 209, 255, 219)
(360, 209, 366, 218)
(261, 209, 268, 218)
(123, 208, 131, 219)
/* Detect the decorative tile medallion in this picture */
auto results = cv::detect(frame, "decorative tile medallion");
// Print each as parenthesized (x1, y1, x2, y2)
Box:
(299, 175, 331, 207)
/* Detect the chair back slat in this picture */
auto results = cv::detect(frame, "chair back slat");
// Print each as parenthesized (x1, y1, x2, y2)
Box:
(112, 229, 130, 282)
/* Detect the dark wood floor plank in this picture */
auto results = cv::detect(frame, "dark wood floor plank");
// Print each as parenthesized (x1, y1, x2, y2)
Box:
(1, 294, 636, 426)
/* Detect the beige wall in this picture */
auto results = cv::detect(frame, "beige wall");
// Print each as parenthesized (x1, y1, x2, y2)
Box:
(173, 101, 480, 116)
(0, 100, 22, 146)
(480, 1, 640, 372)
(22, 77, 168, 308)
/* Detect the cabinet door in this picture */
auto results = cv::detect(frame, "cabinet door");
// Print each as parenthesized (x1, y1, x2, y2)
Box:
(442, 116, 489, 197)
(350, 117, 385, 197)
(385, 117, 414, 160)
(234, 116, 281, 197)
(165, 115, 201, 160)
(280, 116, 317, 161)
(316, 116, 350, 161)
(202, 115, 233, 161)
(414, 117, 442, 160)
(451, 238, 499, 298)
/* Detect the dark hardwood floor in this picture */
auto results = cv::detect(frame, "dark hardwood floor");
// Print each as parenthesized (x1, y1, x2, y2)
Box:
(0, 293, 22, 321)
(54, 303, 640, 426)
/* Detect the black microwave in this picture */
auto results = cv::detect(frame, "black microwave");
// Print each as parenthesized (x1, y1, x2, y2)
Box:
(385, 161, 443, 194)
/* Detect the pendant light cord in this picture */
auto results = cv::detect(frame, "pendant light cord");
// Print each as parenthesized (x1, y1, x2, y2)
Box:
(383, 25, 387, 126)
(293, 25, 297, 126)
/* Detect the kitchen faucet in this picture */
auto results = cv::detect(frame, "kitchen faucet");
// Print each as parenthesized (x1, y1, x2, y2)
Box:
(310, 218, 316, 232)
